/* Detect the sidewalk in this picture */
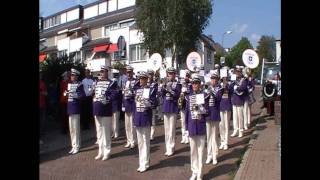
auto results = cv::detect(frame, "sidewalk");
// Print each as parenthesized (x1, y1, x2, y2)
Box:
(234, 116, 281, 180)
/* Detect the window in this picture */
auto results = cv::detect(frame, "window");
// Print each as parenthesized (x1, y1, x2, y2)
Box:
(83, 50, 93, 62)
(92, 51, 107, 59)
(70, 51, 82, 63)
(207, 50, 212, 63)
(120, 20, 134, 28)
(129, 44, 147, 62)
(57, 50, 67, 58)
(108, 0, 117, 12)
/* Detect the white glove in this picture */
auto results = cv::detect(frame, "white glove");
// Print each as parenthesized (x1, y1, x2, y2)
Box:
(234, 85, 238, 90)
(182, 87, 187, 93)
(122, 107, 125, 112)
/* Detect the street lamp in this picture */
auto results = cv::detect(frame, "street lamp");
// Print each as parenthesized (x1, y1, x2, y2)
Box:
(222, 30, 232, 48)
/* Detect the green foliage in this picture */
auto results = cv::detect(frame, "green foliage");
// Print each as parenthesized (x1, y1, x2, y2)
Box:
(40, 56, 85, 83)
(253, 35, 276, 77)
(135, 0, 213, 67)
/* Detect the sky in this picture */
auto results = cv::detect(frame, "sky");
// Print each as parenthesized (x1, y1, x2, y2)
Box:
(40, 0, 281, 48)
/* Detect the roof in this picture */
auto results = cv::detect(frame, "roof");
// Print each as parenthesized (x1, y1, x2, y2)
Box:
(200, 34, 216, 51)
(81, 38, 111, 50)
(40, 46, 58, 53)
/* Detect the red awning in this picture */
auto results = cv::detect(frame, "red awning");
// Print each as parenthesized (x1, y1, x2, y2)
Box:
(93, 45, 109, 52)
(107, 44, 119, 53)
(39, 54, 46, 63)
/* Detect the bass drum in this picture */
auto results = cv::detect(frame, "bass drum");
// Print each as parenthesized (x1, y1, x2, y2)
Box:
(262, 82, 277, 101)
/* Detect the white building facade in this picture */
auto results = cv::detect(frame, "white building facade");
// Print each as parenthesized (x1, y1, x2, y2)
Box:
(39, 0, 215, 74)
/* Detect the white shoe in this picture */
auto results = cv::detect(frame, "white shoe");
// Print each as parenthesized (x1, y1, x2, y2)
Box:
(164, 152, 168, 156)
(244, 126, 248, 130)
(189, 173, 197, 180)
(95, 141, 98, 145)
(124, 143, 130, 148)
(196, 176, 202, 180)
(184, 138, 189, 144)
(219, 144, 224, 150)
(139, 167, 148, 173)
(130, 144, 135, 149)
(102, 155, 110, 161)
(68, 148, 74, 154)
(238, 132, 243, 138)
(95, 154, 103, 160)
(231, 131, 238, 137)
(167, 151, 174, 156)
(181, 136, 186, 144)
(205, 158, 212, 164)
(72, 149, 79, 154)
(212, 159, 218, 165)
(223, 145, 228, 150)
(137, 167, 142, 172)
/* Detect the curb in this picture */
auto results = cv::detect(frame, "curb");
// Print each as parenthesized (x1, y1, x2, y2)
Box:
(233, 117, 262, 180)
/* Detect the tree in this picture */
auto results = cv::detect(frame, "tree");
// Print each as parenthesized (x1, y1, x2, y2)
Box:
(254, 35, 276, 77)
(40, 56, 85, 84)
(226, 37, 253, 67)
(135, 0, 213, 68)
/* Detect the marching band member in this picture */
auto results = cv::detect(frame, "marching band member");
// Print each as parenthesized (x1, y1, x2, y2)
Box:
(123, 66, 138, 148)
(243, 68, 255, 130)
(219, 71, 233, 150)
(205, 72, 222, 165)
(111, 70, 121, 139)
(179, 70, 192, 144)
(92, 66, 117, 161)
(230, 66, 248, 138)
(65, 68, 85, 155)
(161, 67, 182, 156)
(147, 69, 158, 140)
(133, 71, 157, 172)
(81, 69, 94, 130)
(185, 74, 209, 180)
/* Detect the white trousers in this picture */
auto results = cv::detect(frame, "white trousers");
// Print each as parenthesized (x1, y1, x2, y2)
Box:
(219, 111, 231, 145)
(189, 135, 205, 178)
(125, 112, 136, 146)
(69, 114, 80, 150)
(180, 110, 188, 140)
(206, 121, 219, 160)
(219, 111, 231, 146)
(95, 116, 112, 157)
(163, 113, 177, 153)
(112, 111, 120, 137)
(136, 126, 151, 169)
(150, 109, 156, 139)
(232, 105, 244, 132)
(243, 101, 251, 129)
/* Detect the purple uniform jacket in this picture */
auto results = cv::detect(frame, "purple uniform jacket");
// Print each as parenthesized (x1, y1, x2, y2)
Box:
(123, 78, 139, 113)
(147, 81, 158, 109)
(133, 84, 157, 127)
(185, 91, 209, 136)
(230, 78, 248, 106)
(219, 82, 233, 111)
(92, 79, 117, 116)
(207, 85, 222, 121)
(67, 82, 85, 115)
(161, 80, 182, 113)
